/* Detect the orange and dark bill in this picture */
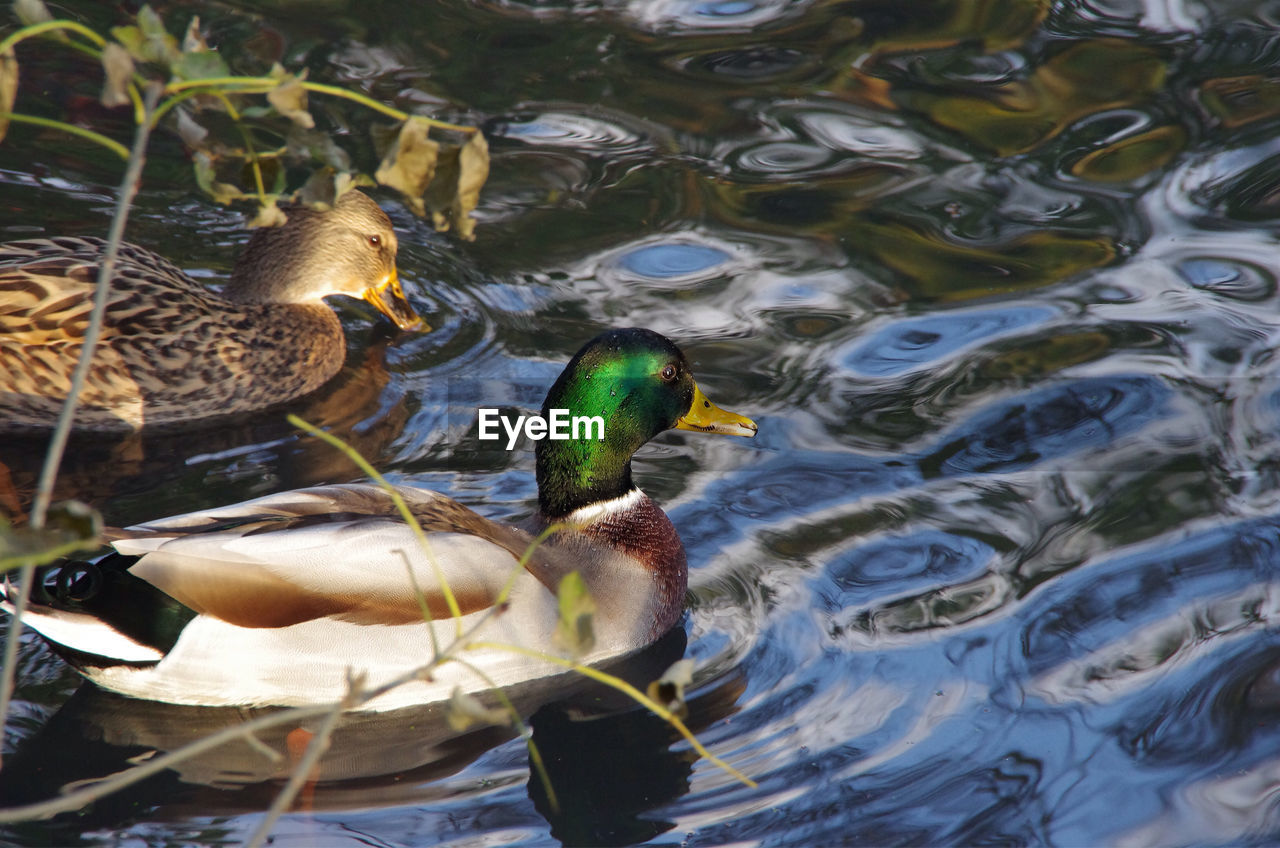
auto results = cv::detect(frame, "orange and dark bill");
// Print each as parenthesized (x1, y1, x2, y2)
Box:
(364, 270, 427, 332)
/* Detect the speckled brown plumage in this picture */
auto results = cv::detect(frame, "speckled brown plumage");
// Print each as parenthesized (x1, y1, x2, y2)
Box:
(0, 190, 422, 433)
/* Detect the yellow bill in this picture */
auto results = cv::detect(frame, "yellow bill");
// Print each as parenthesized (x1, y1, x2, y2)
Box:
(676, 382, 757, 437)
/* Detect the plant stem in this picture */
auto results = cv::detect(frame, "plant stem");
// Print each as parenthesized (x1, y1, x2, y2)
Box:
(163, 77, 477, 132)
(0, 702, 338, 822)
(0, 113, 130, 160)
(0, 20, 107, 54)
(469, 640, 758, 789)
(287, 415, 465, 626)
(0, 82, 162, 769)
(454, 657, 559, 814)
(244, 700, 346, 848)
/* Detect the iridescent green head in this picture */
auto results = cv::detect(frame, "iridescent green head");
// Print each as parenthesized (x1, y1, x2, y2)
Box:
(536, 328, 756, 518)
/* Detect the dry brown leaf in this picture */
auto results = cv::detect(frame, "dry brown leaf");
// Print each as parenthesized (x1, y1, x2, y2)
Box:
(451, 131, 488, 241)
(646, 658, 694, 719)
(249, 201, 288, 228)
(175, 107, 208, 147)
(193, 150, 247, 205)
(14, 0, 53, 25)
(267, 75, 314, 129)
(100, 43, 134, 108)
(375, 116, 439, 215)
(182, 15, 211, 53)
(295, 168, 338, 207)
(445, 687, 511, 732)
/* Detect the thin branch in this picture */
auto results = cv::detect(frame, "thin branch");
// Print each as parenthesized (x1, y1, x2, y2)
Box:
(453, 657, 559, 814)
(0, 82, 162, 769)
(397, 548, 442, 658)
(0, 702, 337, 822)
(205, 89, 271, 204)
(244, 697, 347, 848)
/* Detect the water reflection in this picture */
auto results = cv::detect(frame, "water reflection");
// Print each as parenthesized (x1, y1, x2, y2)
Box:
(921, 375, 1173, 477)
(0, 628, 731, 843)
(843, 305, 1056, 377)
(9, 0, 1280, 845)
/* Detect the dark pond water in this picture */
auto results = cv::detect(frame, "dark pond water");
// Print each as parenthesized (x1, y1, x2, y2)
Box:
(6, 0, 1280, 845)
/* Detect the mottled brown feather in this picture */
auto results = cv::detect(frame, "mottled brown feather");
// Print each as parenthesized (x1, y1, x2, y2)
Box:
(0, 191, 415, 433)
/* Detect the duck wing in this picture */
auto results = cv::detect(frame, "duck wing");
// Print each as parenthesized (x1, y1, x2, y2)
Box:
(112, 484, 552, 628)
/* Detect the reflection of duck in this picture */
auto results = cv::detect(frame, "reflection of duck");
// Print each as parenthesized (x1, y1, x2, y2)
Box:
(0, 190, 423, 433)
(0, 330, 410, 524)
(8, 329, 757, 710)
(0, 627, 741, 841)
(529, 658, 748, 847)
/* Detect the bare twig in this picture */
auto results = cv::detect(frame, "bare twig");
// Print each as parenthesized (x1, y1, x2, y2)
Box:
(0, 82, 162, 768)
(244, 692, 349, 848)
(453, 657, 559, 814)
(0, 702, 337, 822)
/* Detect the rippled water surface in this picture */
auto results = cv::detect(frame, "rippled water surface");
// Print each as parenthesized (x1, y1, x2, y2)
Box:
(6, 0, 1280, 845)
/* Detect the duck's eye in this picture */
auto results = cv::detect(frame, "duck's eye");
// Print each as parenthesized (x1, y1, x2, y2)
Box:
(660, 364, 677, 382)
(368, 234, 381, 248)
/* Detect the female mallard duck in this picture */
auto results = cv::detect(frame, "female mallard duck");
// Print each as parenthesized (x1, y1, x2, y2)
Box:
(0, 190, 423, 434)
(7, 328, 756, 710)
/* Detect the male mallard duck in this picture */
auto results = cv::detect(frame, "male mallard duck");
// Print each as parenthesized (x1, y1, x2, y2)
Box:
(0, 190, 423, 433)
(6, 328, 757, 710)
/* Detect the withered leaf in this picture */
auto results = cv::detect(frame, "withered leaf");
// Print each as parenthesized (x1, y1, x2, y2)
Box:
(182, 15, 210, 53)
(0, 48, 16, 146)
(249, 201, 288, 228)
(424, 144, 458, 232)
(375, 116, 439, 215)
(192, 151, 246, 205)
(295, 168, 339, 207)
(110, 26, 146, 61)
(296, 170, 363, 208)
(646, 658, 694, 719)
(451, 131, 488, 241)
(286, 125, 351, 171)
(14, 0, 53, 26)
(112, 6, 179, 66)
(1, 500, 102, 571)
(175, 107, 208, 147)
(267, 73, 314, 129)
(46, 500, 103, 544)
(445, 687, 511, 732)
(172, 48, 229, 82)
(423, 131, 489, 240)
(100, 43, 134, 108)
(136, 5, 167, 40)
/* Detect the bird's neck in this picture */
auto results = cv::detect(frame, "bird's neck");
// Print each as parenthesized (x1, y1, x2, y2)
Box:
(535, 435, 635, 519)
